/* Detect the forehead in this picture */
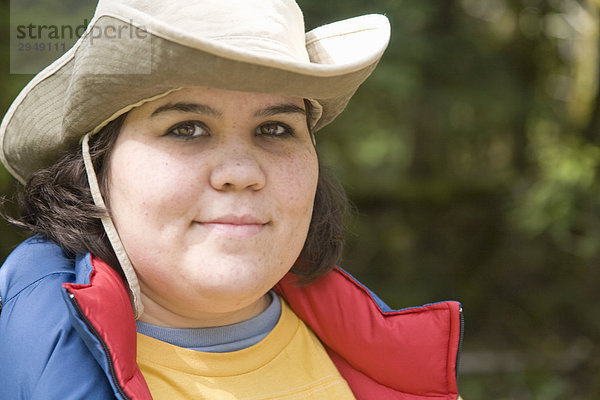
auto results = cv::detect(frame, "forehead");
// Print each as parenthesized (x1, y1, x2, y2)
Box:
(128, 87, 305, 119)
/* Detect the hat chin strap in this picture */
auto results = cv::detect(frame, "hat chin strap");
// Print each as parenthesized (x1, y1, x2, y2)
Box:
(82, 133, 144, 319)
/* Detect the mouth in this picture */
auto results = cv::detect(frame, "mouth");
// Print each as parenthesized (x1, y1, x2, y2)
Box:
(197, 215, 268, 238)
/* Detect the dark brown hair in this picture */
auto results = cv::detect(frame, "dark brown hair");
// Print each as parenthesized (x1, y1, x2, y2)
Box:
(12, 107, 349, 283)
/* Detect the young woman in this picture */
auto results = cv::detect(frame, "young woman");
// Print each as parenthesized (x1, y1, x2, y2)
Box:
(0, 0, 463, 399)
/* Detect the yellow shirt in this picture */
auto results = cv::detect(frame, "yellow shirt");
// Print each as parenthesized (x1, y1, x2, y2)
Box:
(136, 298, 356, 399)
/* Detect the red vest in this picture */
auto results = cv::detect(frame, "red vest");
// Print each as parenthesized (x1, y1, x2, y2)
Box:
(64, 256, 462, 399)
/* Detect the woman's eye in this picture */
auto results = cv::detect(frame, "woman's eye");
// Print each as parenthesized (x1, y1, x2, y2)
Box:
(166, 121, 208, 138)
(256, 122, 294, 138)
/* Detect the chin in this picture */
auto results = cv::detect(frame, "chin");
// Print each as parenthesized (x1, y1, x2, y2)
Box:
(185, 266, 271, 292)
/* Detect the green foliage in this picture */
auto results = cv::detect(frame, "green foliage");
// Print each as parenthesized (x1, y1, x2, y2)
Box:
(513, 123, 600, 258)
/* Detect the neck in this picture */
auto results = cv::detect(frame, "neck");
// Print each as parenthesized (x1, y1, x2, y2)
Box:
(138, 292, 272, 328)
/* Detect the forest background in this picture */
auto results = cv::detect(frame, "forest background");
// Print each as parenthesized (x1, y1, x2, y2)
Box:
(1, 0, 599, 398)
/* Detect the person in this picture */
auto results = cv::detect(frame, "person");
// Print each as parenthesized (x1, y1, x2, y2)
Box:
(0, 0, 463, 399)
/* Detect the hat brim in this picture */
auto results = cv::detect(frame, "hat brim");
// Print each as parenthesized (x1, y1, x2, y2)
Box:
(0, 13, 390, 184)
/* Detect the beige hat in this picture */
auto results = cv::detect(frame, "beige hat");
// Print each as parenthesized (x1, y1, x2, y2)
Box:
(0, 0, 390, 184)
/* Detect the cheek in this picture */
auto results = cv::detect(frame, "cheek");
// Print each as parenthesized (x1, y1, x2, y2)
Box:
(267, 150, 318, 273)
(108, 143, 205, 223)
(109, 146, 203, 206)
(272, 150, 319, 219)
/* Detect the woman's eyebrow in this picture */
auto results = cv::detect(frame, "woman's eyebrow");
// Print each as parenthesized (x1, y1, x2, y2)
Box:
(150, 102, 305, 118)
(151, 102, 222, 118)
(254, 104, 306, 118)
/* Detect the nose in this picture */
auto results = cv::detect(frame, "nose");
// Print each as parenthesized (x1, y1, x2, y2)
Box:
(209, 147, 266, 192)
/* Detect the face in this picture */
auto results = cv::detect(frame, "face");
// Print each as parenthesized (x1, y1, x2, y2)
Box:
(107, 87, 318, 328)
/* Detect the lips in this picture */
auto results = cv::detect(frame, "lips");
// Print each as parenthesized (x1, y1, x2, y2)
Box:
(207, 215, 266, 225)
(198, 215, 268, 238)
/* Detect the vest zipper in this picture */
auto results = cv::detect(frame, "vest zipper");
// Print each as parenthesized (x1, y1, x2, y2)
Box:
(67, 291, 132, 400)
(456, 307, 464, 383)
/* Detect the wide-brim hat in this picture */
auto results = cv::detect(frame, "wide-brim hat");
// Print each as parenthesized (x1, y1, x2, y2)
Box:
(0, 0, 390, 184)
